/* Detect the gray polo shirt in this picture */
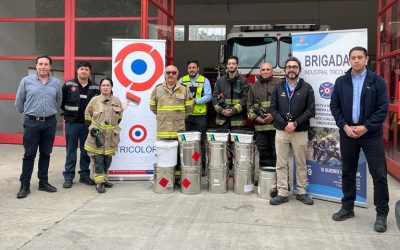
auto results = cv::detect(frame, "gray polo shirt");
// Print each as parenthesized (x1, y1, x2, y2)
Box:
(15, 74, 62, 117)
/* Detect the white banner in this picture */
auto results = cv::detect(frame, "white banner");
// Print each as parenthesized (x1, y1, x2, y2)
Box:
(293, 29, 367, 128)
(110, 39, 165, 180)
(292, 29, 368, 206)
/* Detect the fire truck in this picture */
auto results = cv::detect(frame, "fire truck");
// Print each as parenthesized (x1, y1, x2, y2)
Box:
(218, 24, 330, 83)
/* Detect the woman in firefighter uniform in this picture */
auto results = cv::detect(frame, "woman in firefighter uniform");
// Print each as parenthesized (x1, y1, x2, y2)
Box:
(84, 77, 123, 193)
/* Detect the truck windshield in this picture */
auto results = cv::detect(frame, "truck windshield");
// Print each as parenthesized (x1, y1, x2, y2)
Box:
(228, 37, 278, 68)
(279, 36, 292, 69)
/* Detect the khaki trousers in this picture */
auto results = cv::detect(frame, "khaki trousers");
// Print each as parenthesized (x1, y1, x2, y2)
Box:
(275, 130, 308, 196)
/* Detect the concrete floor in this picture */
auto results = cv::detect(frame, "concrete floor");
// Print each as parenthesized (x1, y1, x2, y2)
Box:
(0, 144, 400, 250)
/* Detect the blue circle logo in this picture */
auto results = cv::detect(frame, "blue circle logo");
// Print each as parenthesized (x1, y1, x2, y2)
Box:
(131, 59, 147, 75)
(319, 82, 334, 99)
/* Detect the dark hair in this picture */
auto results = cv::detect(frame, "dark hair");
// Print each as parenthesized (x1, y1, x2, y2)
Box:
(36, 55, 52, 65)
(99, 77, 113, 87)
(227, 55, 239, 64)
(76, 61, 92, 71)
(284, 56, 302, 71)
(186, 60, 199, 67)
(349, 46, 368, 57)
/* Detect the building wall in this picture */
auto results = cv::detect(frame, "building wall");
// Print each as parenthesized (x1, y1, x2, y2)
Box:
(174, 0, 376, 77)
(0, 0, 36, 134)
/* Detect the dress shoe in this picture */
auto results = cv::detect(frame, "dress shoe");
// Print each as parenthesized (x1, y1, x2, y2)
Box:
(270, 188, 278, 198)
(270, 195, 289, 205)
(38, 183, 57, 192)
(63, 181, 73, 189)
(374, 214, 387, 233)
(79, 178, 95, 186)
(332, 208, 355, 221)
(17, 186, 30, 199)
(104, 181, 113, 188)
(296, 194, 314, 205)
(96, 183, 106, 193)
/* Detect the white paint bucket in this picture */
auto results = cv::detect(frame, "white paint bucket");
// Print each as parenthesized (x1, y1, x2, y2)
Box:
(155, 140, 178, 167)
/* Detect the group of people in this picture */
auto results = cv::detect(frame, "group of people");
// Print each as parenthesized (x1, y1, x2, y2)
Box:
(312, 135, 341, 164)
(15, 56, 124, 197)
(15, 45, 390, 233)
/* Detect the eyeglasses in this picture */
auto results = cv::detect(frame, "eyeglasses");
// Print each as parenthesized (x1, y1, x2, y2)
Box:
(165, 71, 177, 75)
(285, 65, 299, 70)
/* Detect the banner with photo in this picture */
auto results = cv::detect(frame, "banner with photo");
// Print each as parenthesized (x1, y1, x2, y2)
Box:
(110, 39, 165, 180)
(292, 29, 368, 206)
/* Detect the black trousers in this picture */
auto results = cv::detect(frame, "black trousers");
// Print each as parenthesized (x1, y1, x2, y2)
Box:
(20, 116, 57, 187)
(340, 135, 389, 215)
(255, 130, 276, 169)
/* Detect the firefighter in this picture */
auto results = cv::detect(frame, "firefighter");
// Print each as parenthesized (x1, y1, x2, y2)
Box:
(150, 65, 193, 184)
(150, 65, 193, 140)
(247, 62, 281, 197)
(61, 62, 99, 189)
(212, 55, 249, 129)
(179, 60, 211, 174)
(84, 77, 124, 193)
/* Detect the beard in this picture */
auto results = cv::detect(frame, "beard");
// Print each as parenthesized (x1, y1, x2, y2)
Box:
(287, 72, 299, 80)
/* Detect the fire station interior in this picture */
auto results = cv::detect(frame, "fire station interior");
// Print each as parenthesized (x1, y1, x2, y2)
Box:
(3, 0, 400, 179)
(0, 0, 376, 133)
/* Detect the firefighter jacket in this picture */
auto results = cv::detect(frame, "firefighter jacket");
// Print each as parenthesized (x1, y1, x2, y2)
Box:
(247, 76, 281, 131)
(181, 74, 207, 116)
(270, 78, 315, 132)
(212, 71, 249, 127)
(61, 78, 99, 122)
(150, 82, 193, 140)
(84, 94, 123, 156)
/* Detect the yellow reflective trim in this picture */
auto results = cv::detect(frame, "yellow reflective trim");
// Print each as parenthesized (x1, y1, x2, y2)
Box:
(231, 120, 246, 126)
(254, 124, 275, 131)
(85, 116, 92, 121)
(214, 105, 223, 113)
(150, 100, 156, 105)
(233, 104, 242, 113)
(84, 145, 116, 155)
(225, 99, 241, 104)
(185, 100, 193, 106)
(91, 120, 117, 130)
(157, 105, 185, 111)
(94, 175, 106, 184)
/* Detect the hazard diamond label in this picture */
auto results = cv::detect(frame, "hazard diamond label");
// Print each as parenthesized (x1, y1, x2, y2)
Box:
(192, 151, 200, 161)
(159, 177, 169, 188)
(182, 178, 191, 189)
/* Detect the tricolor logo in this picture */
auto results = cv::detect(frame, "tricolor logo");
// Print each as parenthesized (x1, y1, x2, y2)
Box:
(114, 43, 164, 103)
(129, 124, 147, 143)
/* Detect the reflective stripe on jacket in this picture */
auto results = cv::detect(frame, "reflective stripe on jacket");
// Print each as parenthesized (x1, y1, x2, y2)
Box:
(150, 82, 193, 140)
(84, 95, 123, 156)
(181, 75, 207, 115)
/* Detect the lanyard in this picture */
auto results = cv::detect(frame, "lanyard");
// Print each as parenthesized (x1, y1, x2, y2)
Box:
(285, 82, 296, 113)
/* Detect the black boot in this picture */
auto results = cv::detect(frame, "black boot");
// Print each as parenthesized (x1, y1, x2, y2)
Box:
(17, 186, 30, 199)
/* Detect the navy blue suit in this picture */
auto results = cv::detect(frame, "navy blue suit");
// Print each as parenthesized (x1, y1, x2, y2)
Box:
(330, 68, 389, 215)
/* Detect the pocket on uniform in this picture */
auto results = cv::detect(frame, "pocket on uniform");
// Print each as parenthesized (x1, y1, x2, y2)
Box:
(110, 127, 121, 148)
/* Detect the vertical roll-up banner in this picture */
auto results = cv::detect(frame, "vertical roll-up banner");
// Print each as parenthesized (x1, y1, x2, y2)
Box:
(110, 39, 165, 180)
(292, 29, 368, 206)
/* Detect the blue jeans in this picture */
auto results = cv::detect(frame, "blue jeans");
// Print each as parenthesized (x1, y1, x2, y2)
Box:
(63, 122, 90, 182)
(20, 115, 57, 187)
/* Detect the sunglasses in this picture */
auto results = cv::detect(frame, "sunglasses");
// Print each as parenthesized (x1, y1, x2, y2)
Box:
(165, 71, 177, 75)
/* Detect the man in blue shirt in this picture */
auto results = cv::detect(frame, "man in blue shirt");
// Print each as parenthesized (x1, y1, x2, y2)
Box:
(15, 55, 62, 198)
(330, 47, 389, 232)
(179, 60, 212, 172)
